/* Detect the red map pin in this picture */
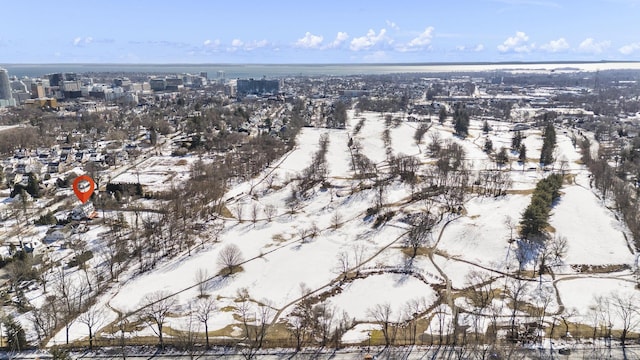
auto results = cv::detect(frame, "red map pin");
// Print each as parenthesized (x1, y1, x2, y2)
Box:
(73, 175, 95, 204)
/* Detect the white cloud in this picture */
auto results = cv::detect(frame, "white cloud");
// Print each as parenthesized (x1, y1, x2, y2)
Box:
(227, 39, 269, 52)
(244, 40, 269, 51)
(350, 29, 388, 51)
(386, 20, 399, 30)
(619, 42, 640, 55)
(73, 37, 93, 46)
(203, 39, 221, 48)
(295, 32, 323, 49)
(456, 43, 485, 52)
(396, 27, 434, 52)
(407, 27, 434, 48)
(327, 32, 349, 48)
(578, 38, 610, 54)
(497, 31, 534, 53)
(227, 39, 244, 52)
(540, 37, 569, 52)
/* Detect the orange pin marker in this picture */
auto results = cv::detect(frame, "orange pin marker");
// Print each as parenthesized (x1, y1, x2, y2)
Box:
(73, 175, 95, 204)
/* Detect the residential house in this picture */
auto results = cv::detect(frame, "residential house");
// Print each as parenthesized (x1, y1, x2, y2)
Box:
(44, 226, 71, 244)
(71, 201, 97, 220)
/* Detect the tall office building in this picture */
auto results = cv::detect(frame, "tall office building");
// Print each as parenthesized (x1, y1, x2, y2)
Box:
(0, 68, 16, 107)
(236, 78, 280, 96)
(0, 68, 12, 100)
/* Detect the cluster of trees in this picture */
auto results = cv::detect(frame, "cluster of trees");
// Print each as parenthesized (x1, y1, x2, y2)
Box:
(2, 315, 28, 352)
(389, 154, 420, 184)
(0, 127, 52, 156)
(539, 121, 557, 166)
(519, 173, 563, 240)
(347, 139, 377, 179)
(298, 134, 330, 194)
(453, 103, 470, 137)
(326, 101, 348, 129)
(404, 213, 437, 258)
(288, 285, 353, 351)
(475, 169, 512, 197)
(10, 172, 41, 198)
(29, 266, 100, 346)
(356, 95, 409, 113)
(511, 131, 527, 163)
(580, 137, 640, 251)
(424, 139, 470, 211)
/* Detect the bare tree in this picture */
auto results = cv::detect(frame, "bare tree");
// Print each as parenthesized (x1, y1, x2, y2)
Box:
(464, 271, 496, 343)
(428, 132, 442, 155)
(55, 267, 86, 345)
(288, 284, 313, 351)
(548, 234, 568, 267)
(368, 303, 396, 346)
(404, 213, 436, 259)
(414, 123, 432, 149)
(335, 251, 350, 280)
(194, 297, 216, 349)
(506, 277, 528, 342)
(217, 244, 244, 275)
(331, 210, 342, 230)
(263, 204, 276, 222)
(250, 203, 259, 225)
(403, 297, 428, 345)
(195, 268, 209, 298)
(78, 307, 105, 350)
(176, 307, 200, 359)
(237, 289, 273, 360)
(611, 292, 640, 347)
(29, 298, 57, 345)
(352, 244, 366, 276)
(138, 291, 179, 349)
(587, 296, 605, 342)
(234, 202, 244, 223)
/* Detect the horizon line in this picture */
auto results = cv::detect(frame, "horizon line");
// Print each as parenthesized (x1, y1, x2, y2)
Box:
(4, 60, 640, 66)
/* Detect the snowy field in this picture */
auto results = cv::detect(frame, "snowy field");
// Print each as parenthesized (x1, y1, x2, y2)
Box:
(27, 109, 638, 348)
(110, 155, 198, 192)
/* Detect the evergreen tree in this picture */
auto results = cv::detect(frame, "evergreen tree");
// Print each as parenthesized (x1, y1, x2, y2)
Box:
(453, 104, 470, 137)
(540, 122, 557, 166)
(482, 120, 490, 133)
(438, 106, 447, 124)
(3, 315, 27, 351)
(518, 144, 527, 163)
(484, 138, 493, 153)
(496, 147, 509, 166)
(519, 174, 563, 239)
(26, 172, 40, 198)
(511, 131, 523, 151)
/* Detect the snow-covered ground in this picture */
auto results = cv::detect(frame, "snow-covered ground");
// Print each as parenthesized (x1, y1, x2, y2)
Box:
(13, 109, 635, 348)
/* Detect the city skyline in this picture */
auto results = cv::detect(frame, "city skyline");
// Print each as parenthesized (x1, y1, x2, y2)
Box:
(2, 0, 640, 64)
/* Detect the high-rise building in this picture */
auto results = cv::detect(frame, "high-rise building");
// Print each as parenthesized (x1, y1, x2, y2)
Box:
(31, 83, 45, 98)
(236, 78, 280, 96)
(0, 68, 16, 107)
(0, 68, 12, 100)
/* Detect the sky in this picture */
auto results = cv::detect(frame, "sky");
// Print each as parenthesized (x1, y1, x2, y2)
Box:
(2, 0, 640, 64)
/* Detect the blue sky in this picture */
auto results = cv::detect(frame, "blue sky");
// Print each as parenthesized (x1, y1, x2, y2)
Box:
(2, 0, 640, 63)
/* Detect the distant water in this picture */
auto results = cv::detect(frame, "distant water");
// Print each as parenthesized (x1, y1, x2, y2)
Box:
(3, 62, 640, 79)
